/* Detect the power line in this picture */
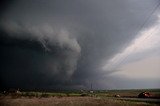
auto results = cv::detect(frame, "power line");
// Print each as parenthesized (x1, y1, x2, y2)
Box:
(136, 1, 160, 35)
(109, 1, 160, 71)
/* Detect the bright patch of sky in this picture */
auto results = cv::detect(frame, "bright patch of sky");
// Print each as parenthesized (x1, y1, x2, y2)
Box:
(102, 14, 160, 79)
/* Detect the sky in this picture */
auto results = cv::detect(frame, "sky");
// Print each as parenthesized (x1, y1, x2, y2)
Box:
(0, 0, 160, 90)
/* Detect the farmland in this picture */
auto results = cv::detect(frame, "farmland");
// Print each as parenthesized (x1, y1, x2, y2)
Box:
(0, 89, 160, 106)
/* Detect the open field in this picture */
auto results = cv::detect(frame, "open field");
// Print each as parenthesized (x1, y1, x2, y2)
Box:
(0, 89, 160, 106)
(1, 97, 159, 106)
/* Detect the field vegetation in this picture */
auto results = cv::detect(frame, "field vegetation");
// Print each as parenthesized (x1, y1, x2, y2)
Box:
(0, 89, 160, 106)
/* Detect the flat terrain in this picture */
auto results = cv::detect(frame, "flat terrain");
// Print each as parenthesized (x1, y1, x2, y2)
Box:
(0, 89, 160, 106)
(1, 96, 159, 106)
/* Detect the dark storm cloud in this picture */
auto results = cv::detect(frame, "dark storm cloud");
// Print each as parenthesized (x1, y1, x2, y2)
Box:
(0, 0, 159, 90)
(0, 22, 81, 90)
(0, 0, 16, 16)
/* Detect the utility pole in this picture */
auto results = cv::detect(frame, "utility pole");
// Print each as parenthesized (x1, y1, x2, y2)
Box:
(91, 83, 92, 90)
(90, 83, 94, 94)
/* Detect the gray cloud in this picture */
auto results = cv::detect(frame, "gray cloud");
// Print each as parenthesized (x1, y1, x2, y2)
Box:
(0, 22, 81, 90)
(0, 0, 159, 90)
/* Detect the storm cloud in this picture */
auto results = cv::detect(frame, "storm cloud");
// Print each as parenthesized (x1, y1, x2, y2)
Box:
(0, 0, 160, 90)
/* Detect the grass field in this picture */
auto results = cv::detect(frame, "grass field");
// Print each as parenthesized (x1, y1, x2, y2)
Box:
(0, 89, 160, 106)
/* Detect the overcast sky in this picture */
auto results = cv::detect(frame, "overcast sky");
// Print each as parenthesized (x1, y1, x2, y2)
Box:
(0, 0, 160, 90)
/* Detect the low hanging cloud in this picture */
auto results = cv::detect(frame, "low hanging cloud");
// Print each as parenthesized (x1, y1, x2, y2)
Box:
(1, 21, 81, 53)
(0, 22, 81, 89)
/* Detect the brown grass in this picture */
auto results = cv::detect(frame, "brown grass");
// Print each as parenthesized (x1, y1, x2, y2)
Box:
(0, 96, 157, 106)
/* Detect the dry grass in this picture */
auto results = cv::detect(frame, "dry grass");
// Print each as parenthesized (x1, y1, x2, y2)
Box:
(0, 89, 159, 106)
(0, 96, 157, 106)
